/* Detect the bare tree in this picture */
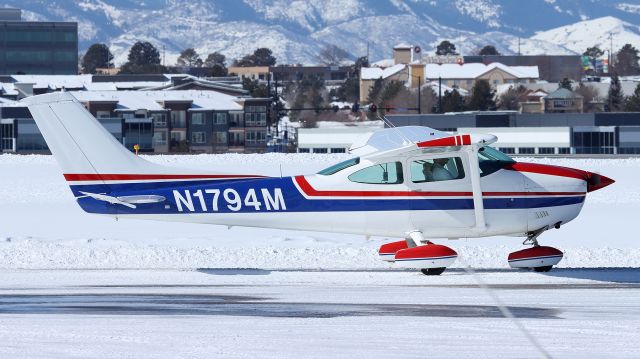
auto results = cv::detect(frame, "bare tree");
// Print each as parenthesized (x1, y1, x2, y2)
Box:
(574, 83, 601, 113)
(498, 85, 528, 110)
(317, 44, 351, 66)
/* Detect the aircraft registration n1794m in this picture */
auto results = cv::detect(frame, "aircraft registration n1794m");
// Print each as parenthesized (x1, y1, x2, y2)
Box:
(23, 92, 614, 275)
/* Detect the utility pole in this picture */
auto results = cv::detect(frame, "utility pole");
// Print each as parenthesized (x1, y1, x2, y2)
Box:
(518, 37, 521, 56)
(438, 76, 442, 114)
(162, 45, 166, 67)
(609, 32, 614, 71)
(417, 75, 421, 114)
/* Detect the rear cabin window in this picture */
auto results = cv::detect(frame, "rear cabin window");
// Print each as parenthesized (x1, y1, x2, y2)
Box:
(410, 157, 465, 183)
(318, 157, 360, 175)
(348, 161, 404, 184)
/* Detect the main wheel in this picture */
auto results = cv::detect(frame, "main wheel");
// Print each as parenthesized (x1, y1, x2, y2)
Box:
(421, 267, 446, 276)
(533, 265, 553, 272)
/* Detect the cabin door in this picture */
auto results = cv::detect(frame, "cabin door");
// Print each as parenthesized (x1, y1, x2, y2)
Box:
(406, 152, 476, 236)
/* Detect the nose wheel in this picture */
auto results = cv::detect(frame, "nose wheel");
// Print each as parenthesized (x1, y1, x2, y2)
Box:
(508, 227, 563, 272)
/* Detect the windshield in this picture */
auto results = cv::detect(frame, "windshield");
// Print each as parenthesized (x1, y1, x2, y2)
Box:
(318, 157, 360, 175)
(478, 147, 516, 177)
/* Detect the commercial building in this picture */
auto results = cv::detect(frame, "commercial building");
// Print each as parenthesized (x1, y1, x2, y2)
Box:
(228, 65, 355, 83)
(464, 55, 583, 82)
(387, 112, 640, 155)
(0, 8, 78, 75)
(297, 127, 378, 154)
(0, 89, 270, 154)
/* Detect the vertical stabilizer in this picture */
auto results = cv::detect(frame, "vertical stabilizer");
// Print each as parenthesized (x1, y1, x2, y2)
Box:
(22, 92, 151, 175)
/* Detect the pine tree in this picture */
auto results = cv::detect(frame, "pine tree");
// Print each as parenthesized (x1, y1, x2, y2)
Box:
(235, 48, 277, 67)
(81, 43, 113, 74)
(204, 52, 228, 76)
(441, 89, 465, 113)
(478, 45, 500, 56)
(119, 41, 164, 74)
(177, 48, 202, 67)
(558, 78, 573, 91)
(467, 80, 496, 111)
(615, 44, 640, 76)
(608, 73, 625, 111)
(625, 83, 640, 112)
(436, 41, 458, 56)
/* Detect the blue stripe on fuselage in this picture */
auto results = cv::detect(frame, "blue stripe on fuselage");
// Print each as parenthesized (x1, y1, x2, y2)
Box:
(70, 176, 585, 215)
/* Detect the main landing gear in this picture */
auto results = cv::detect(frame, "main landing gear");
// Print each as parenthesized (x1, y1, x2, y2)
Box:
(378, 231, 458, 276)
(507, 227, 563, 272)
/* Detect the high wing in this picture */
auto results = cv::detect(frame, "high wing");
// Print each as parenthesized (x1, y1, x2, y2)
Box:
(349, 125, 498, 159)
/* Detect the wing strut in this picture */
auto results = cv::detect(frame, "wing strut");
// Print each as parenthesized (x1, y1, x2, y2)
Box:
(466, 146, 486, 232)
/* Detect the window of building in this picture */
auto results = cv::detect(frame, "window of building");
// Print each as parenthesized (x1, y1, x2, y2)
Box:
(330, 148, 346, 153)
(191, 131, 206, 144)
(171, 111, 186, 128)
(215, 132, 227, 144)
(538, 147, 555, 154)
(410, 157, 465, 183)
(298, 148, 310, 153)
(151, 113, 167, 127)
(53, 51, 76, 62)
(245, 130, 266, 144)
(153, 131, 167, 145)
(245, 113, 267, 126)
(558, 147, 571, 154)
(215, 113, 228, 125)
(498, 147, 515, 154)
(348, 162, 403, 185)
(229, 112, 243, 126)
(312, 148, 328, 154)
(518, 147, 535, 154)
(191, 112, 204, 125)
(96, 111, 111, 118)
(170, 131, 185, 142)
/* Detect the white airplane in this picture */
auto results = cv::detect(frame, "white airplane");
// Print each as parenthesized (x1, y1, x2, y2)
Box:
(23, 92, 614, 275)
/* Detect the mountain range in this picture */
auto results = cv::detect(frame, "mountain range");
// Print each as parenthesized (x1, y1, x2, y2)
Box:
(2, 0, 640, 66)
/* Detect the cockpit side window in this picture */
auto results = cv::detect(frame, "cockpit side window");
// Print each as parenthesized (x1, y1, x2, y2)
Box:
(478, 146, 516, 177)
(411, 157, 465, 183)
(348, 161, 404, 184)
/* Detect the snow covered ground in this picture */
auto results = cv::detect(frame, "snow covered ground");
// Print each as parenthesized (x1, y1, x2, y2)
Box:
(0, 269, 638, 358)
(0, 153, 639, 358)
(0, 153, 638, 269)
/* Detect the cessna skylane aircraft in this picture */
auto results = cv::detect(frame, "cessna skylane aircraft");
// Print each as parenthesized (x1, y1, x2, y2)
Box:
(23, 92, 614, 275)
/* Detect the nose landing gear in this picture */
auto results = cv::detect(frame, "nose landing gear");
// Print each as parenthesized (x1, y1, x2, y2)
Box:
(508, 227, 563, 272)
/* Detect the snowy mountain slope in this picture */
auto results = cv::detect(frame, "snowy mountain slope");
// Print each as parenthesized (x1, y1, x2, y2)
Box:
(532, 16, 640, 56)
(0, 0, 639, 65)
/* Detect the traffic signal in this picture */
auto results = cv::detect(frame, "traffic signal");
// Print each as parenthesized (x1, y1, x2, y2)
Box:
(369, 104, 377, 113)
(351, 103, 360, 113)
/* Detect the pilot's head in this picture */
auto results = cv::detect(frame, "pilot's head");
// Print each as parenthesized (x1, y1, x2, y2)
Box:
(434, 158, 449, 166)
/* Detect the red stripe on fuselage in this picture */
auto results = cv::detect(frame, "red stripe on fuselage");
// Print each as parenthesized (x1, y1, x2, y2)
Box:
(504, 163, 587, 181)
(64, 173, 266, 181)
(294, 176, 583, 197)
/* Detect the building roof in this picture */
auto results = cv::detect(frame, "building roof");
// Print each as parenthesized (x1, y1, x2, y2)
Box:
(361, 64, 407, 80)
(545, 88, 583, 99)
(425, 63, 539, 79)
(69, 90, 243, 112)
(393, 43, 413, 50)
